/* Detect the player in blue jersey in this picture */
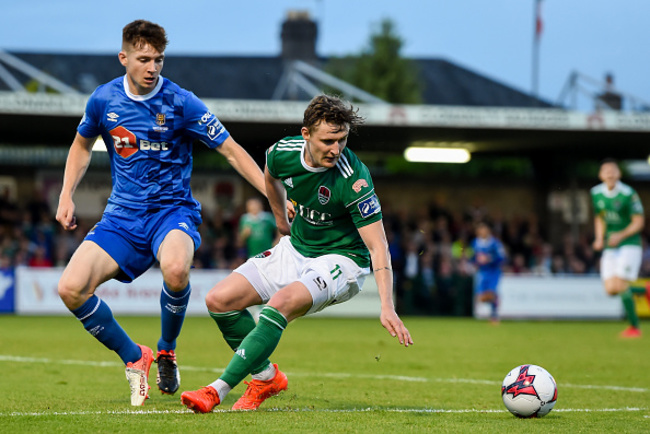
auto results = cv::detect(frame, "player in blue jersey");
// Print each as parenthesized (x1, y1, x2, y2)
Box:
(55, 20, 266, 406)
(470, 221, 506, 323)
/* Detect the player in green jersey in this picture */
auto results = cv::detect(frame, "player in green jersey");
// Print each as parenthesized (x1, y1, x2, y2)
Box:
(239, 197, 277, 258)
(591, 159, 647, 338)
(181, 95, 413, 413)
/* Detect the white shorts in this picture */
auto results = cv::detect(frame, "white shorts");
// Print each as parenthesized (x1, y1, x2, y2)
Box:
(234, 236, 370, 315)
(600, 245, 642, 281)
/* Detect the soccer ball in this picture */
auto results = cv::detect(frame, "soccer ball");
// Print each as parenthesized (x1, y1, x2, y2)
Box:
(501, 364, 557, 418)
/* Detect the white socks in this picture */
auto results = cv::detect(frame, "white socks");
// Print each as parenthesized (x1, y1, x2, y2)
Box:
(252, 363, 276, 381)
(209, 363, 276, 402)
(209, 379, 232, 402)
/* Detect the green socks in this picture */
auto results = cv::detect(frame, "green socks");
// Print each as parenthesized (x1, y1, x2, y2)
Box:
(220, 306, 288, 387)
(629, 285, 648, 296)
(209, 309, 271, 375)
(621, 289, 640, 329)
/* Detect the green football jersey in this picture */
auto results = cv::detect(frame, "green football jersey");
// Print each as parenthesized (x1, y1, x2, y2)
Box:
(591, 181, 644, 248)
(239, 211, 276, 257)
(266, 136, 382, 267)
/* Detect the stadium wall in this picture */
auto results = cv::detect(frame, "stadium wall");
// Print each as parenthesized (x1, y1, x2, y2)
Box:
(473, 275, 625, 320)
(3, 266, 635, 320)
(10, 267, 383, 317)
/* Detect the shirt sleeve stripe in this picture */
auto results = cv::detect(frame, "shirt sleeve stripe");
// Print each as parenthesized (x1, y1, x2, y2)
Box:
(345, 188, 376, 208)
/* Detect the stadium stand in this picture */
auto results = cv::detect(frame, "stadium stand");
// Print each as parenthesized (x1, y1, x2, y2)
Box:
(1, 12, 650, 316)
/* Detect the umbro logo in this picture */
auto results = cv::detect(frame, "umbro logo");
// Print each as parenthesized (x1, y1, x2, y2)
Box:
(235, 349, 246, 360)
(165, 303, 187, 314)
(88, 325, 104, 337)
(107, 112, 119, 122)
(178, 222, 189, 231)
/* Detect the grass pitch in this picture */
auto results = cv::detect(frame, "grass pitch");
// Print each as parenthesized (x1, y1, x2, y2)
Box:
(1, 315, 648, 433)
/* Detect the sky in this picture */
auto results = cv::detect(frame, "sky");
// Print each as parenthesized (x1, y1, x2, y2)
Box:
(1, 0, 649, 109)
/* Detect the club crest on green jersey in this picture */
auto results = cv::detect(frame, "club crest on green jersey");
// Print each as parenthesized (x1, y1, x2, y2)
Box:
(318, 186, 331, 205)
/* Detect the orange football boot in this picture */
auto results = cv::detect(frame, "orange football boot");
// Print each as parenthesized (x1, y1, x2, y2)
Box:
(181, 386, 221, 413)
(620, 326, 642, 339)
(232, 364, 288, 410)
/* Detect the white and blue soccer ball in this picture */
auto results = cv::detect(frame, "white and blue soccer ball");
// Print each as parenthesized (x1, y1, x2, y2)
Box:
(501, 364, 557, 418)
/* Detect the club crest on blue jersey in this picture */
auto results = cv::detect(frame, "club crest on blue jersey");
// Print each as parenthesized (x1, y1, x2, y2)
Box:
(318, 186, 331, 205)
(358, 194, 381, 218)
(156, 113, 166, 126)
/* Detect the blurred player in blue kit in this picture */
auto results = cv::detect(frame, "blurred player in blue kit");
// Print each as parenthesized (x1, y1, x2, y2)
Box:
(470, 221, 506, 323)
(55, 20, 266, 405)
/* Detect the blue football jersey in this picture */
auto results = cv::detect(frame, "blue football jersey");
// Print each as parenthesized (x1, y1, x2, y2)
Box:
(470, 236, 506, 273)
(78, 75, 230, 212)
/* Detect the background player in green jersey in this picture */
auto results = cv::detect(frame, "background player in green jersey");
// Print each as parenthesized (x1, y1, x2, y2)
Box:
(238, 197, 277, 258)
(591, 159, 648, 338)
(181, 94, 413, 413)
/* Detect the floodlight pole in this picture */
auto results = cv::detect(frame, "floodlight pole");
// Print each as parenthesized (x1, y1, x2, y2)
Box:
(531, 0, 543, 101)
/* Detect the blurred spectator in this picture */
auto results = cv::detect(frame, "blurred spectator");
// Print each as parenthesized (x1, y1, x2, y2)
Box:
(28, 245, 53, 267)
(0, 186, 20, 226)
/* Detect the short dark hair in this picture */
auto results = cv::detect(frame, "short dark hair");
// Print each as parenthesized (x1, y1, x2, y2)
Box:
(122, 20, 168, 53)
(600, 157, 618, 167)
(475, 220, 492, 231)
(303, 95, 364, 133)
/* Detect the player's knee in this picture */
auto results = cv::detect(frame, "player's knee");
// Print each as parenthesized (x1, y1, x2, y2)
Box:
(604, 284, 620, 296)
(267, 288, 311, 322)
(57, 276, 87, 310)
(204, 290, 220, 312)
(604, 278, 628, 295)
(205, 288, 235, 313)
(161, 261, 190, 291)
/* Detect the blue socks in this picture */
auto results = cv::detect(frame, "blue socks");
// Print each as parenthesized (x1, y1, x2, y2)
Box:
(71, 295, 141, 364)
(72, 283, 191, 363)
(158, 283, 191, 352)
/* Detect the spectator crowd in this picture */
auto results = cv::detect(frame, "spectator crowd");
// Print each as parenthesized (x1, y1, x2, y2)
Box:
(3, 188, 650, 315)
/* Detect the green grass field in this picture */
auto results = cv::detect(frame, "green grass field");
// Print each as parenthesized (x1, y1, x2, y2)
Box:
(1, 315, 649, 433)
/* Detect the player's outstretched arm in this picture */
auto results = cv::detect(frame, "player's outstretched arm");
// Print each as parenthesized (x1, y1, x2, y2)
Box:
(592, 216, 605, 251)
(56, 133, 96, 231)
(216, 136, 266, 196)
(264, 166, 291, 236)
(358, 220, 413, 347)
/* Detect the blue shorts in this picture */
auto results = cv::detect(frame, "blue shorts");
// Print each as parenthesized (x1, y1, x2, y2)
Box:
(85, 204, 202, 283)
(474, 270, 501, 295)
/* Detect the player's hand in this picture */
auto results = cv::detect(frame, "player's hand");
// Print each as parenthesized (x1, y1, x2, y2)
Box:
(240, 226, 252, 240)
(607, 232, 624, 248)
(380, 308, 413, 347)
(56, 196, 78, 231)
(592, 238, 604, 251)
(277, 219, 291, 236)
(286, 200, 295, 220)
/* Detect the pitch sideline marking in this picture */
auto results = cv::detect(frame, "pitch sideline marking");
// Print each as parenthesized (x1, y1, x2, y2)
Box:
(2, 407, 648, 418)
(0, 354, 647, 394)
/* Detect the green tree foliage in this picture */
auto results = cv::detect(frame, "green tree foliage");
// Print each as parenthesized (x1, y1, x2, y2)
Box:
(25, 78, 59, 94)
(326, 19, 422, 104)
